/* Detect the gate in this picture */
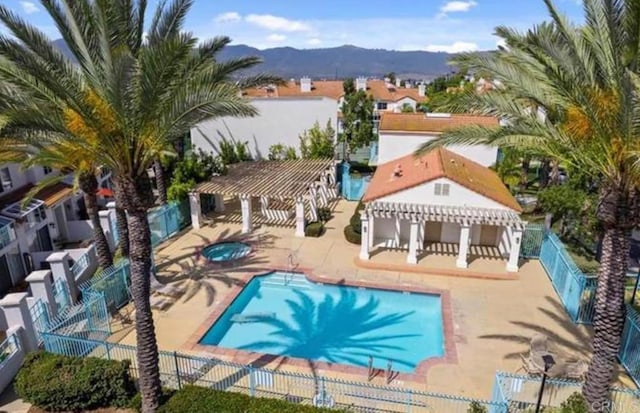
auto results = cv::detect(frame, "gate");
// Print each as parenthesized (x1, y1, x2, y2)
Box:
(51, 277, 70, 313)
(520, 224, 545, 258)
(28, 299, 50, 346)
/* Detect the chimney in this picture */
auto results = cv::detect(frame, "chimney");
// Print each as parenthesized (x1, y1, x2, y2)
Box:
(356, 76, 367, 92)
(418, 83, 426, 97)
(395, 78, 401, 88)
(300, 76, 312, 93)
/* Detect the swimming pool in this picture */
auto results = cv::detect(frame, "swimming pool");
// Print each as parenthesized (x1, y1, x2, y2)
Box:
(201, 241, 251, 262)
(199, 272, 444, 373)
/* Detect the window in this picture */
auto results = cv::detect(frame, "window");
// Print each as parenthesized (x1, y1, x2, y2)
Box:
(377, 102, 388, 111)
(43, 166, 52, 175)
(434, 183, 450, 196)
(0, 167, 12, 193)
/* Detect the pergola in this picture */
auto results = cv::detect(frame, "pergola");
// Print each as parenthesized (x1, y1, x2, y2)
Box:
(190, 159, 337, 237)
(360, 201, 526, 272)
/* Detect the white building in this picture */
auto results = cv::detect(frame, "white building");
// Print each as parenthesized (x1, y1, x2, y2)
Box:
(191, 77, 426, 160)
(0, 163, 104, 295)
(377, 112, 500, 167)
(358, 148, 525, 272)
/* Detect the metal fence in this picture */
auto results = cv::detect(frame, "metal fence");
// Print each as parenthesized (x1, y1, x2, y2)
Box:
(340, 163, 371, 201)
(51, 277, 70, 313)
(620, 305, 640, 388)
(41, 332, 505, 413)
(492, 372, 640, 412)
(0, 333, 20, 366)
(28, 298, 50, 346)
(44, 290, 110, 342)
(78, 260, 131, 312)
(539, 232, 596, 324)
(520, 224, 545, 258)
(147, 200, 191, 247)
(70, 249, 91, 279)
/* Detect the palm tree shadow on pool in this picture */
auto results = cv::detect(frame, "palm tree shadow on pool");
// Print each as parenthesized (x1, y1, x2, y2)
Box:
(238, 288, 419, 371)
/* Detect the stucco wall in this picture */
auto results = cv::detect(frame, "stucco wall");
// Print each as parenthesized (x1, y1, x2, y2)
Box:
(378, 132, 498, 167)
(191, 97, 339, 160)
(377, 178, 512, 210)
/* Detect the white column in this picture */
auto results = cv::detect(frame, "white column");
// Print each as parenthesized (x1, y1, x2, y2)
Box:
(507, 226, 523, 272)
(417, 222, 425, 251)
(240, 195, 253, 234)
(295, 196, 305, 237)
(189, 192, 202, 230)
(394, 216, 401, 247)
(407, 219, 419, 264)
(0, 293, 38, 352)
(368, 214, 375, 250)
(359, 212, 370, 260)
(25, 270, 57, 318)
(214, 194, 225, 212)
(98, 210, 115, 252)
(456, 223, 471, 269)
(46, 252, 78, 304)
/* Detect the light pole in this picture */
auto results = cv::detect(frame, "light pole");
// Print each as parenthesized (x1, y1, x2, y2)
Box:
(535, 354, 555, 413)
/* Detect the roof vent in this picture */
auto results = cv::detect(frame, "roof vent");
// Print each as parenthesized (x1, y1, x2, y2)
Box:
(426, 112, 452, 118)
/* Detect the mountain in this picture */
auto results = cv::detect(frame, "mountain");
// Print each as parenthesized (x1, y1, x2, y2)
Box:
(219, 45, 454, 79)
(53, 39, 454, 79)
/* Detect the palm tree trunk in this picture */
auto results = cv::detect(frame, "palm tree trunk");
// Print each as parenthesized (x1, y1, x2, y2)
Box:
(115, 207, 129, 257)
(154, 159, 168, 205)
(78, 173, 113, 269)
(583, 187, 633, 410)
(115, 174, 161, 413)
(128, 209, 161, 413)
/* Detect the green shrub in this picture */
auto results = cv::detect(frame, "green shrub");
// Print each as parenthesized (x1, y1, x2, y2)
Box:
(558, 392, 589, 413)
(317, 206, 332, 223)
(349, 213, 362, 234)
(15, 352, 136, 412)
(159, 386, 348, 413)
(305, 221, 325, 237)
(467, 401, 488, 413)
(344, 224, 362, 245)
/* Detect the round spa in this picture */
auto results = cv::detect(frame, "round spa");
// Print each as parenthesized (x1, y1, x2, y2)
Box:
(201, 241, 251, 262)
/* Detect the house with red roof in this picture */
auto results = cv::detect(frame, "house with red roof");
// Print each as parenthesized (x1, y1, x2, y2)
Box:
(359, 147, 525, 272)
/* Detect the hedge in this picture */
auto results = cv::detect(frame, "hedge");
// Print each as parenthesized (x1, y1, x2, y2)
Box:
(305, 221, 325, 237)
(15, 352, 136, 412)
(344, 224, 361, 244)
(159, 386, 349, 413)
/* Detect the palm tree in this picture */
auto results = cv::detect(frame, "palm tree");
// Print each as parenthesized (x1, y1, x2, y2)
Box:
(0, 1, 278, 411)
(0, 131, 113, 268)
(416, 1, 640, 408)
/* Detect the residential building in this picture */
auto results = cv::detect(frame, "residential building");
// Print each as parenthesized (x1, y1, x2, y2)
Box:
(377, 112, 501, 167)
(358, 148, 524, 272)
(190, 77, 426, 159)
(0, 163, 87, 295)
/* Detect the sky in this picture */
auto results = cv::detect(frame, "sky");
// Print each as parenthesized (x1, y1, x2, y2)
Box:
(6, 0, 584, 52)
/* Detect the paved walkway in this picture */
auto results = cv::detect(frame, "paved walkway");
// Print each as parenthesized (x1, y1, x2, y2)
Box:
(114, 199, 632, 398)
(0, 386, 30, 413)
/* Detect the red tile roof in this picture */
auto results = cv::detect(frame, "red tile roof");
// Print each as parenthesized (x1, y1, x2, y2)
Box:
(362, 148, 522, 211)
(379, 113, 500, 133)
(243, 79, 425, 102)
(0, 182, 74, 209)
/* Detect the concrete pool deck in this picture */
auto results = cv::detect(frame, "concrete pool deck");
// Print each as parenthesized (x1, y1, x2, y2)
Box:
(113, 199, 633, 398)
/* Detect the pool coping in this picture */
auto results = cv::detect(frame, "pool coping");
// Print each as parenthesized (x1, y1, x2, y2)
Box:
(183, 265, 458, 385)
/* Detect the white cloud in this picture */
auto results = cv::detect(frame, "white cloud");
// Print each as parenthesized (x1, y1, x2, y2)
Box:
(425, 41, 478, 53)
(307, 38, 322, 46)
(245, 14, 311, 32)
(266, 33, 287, 43)
(20, 1, 40, 14)
(440, 1, 478, 13)
(214, 12, 241, 23)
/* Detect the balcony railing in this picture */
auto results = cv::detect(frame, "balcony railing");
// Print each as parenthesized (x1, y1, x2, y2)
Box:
(0, 219, 16, 250)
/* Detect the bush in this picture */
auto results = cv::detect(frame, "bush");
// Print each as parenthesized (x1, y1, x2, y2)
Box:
(558, 392, 589, 413)
(467, 401, 488, 413)
(317, 206, 332, 223)
(305, 221, 325, 237)
(16, 352, 136, 412)
(344, 224, 362, 244)
(160, 386, 347, 413)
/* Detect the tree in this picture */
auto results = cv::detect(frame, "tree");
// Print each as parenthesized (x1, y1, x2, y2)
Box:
(491, 148, 521, 192)
(416, 1, 640, 408)
(400, 103, 415, 113)
(0, 1, 278, 411)
(538, 184, 587, 234)
(167, 149, 223, 202)
(384, 72, 397, 84)
(268, 143, 297, 160)
(299, 120, 335, 159)
(340, 79, 375, 153)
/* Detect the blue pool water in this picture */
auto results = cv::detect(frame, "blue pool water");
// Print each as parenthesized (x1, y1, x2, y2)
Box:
(199, 272, 444, 373)
(201, 241, 251, 262)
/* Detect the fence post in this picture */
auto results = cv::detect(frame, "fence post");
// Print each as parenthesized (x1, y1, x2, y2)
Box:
(99, 210, 116, 253)
(173, 351, 182, 390)
(248, 364, 256, 397)
(47, 252, 79, 304)
(25, 270, 57, 318)
(0, 293, 38, 352)
(405, 388, 412, 413)
(106, 341, 111, 360)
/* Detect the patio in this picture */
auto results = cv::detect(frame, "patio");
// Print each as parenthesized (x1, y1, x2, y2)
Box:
(112, 199, 633, 398)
